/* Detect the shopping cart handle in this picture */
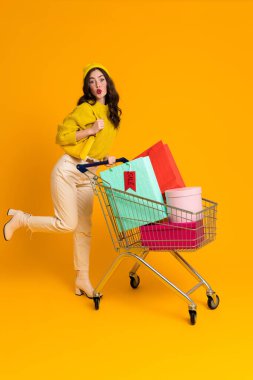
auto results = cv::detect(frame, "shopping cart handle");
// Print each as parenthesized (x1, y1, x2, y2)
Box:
(76, 157, 129, 173)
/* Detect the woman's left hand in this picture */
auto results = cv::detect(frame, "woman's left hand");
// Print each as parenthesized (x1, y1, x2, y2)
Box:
(105, 156, 116, 166)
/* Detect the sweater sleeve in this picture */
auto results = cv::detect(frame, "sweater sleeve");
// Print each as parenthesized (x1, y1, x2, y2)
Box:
(56, 103, 95, 146)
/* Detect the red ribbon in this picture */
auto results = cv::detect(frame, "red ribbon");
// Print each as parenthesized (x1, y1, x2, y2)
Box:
(124, 171, 136, 191)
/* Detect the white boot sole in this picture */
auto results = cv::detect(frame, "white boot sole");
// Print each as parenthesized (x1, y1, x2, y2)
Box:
(3, 223, 8, 241)
(7, 209, 17, 216)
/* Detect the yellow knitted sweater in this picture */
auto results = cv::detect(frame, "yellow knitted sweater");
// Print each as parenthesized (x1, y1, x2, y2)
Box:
(56, 100, 118, 160)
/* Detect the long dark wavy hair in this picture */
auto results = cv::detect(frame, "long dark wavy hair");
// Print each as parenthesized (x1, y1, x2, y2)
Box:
(77, 67, 122, 128)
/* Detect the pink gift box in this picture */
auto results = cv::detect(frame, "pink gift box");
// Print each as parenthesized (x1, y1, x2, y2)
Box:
(140, 221, 204, 250)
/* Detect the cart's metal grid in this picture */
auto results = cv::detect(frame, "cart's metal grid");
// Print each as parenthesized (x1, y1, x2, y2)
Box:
(78, 162, 219, 325)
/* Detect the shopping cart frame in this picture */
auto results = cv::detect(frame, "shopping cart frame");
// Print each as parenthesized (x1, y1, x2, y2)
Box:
(77, 158, 219, 325)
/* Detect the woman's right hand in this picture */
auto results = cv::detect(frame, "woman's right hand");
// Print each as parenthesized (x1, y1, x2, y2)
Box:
(89, 119, 104, 136)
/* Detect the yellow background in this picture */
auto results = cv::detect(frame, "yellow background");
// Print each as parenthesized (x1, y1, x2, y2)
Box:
(1, 0, 252, 378)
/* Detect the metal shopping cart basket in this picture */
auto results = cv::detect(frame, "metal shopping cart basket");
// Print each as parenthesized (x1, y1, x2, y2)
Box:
(77, 158, 219, 325)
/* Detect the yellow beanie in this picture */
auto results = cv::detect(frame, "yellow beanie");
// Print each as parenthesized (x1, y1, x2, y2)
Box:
(83, 63, 110, 80)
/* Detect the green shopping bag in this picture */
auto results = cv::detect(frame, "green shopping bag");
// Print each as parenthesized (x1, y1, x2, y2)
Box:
(100, 157, 167, 232)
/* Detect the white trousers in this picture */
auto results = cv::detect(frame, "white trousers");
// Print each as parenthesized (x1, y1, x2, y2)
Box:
(27, 154, 97, 270)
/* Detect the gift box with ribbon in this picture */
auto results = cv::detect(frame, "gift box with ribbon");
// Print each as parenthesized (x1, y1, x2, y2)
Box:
(100, 157, 167, 232)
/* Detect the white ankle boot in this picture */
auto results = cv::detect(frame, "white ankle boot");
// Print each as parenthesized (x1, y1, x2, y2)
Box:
(3, 209, 31, 241)
(75, 270, 95, 299)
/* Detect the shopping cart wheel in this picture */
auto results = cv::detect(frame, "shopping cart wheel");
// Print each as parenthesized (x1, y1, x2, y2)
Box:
(129, 275, 140, 289)
(93, 297, 100, 310)
(207, 294, 220, 310)
(189, 310, 197, 325)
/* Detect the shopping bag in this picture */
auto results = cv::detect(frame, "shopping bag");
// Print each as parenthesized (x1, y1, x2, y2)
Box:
(135, 140, 185, 193)
(100, 157, 167, 232)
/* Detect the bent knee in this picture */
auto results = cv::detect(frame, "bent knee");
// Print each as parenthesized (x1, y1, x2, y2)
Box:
(56, 218, 78, 232)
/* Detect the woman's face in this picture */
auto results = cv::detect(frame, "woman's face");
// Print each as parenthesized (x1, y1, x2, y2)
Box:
(88, 69, 107, 103)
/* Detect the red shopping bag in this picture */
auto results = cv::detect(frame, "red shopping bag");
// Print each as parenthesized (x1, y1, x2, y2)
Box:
(135, 140, 185, 193)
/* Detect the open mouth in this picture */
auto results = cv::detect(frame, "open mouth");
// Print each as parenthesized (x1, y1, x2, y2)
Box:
(97, 89, 102, 94)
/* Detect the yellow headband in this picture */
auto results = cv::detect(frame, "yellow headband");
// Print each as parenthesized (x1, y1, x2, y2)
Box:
(83, 63, 110, 80)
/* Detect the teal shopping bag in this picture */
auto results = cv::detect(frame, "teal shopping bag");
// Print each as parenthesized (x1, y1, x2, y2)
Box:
(100, 157, 167, 232)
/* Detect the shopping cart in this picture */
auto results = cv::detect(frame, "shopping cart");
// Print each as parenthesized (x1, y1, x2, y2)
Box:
(77, 158, 219, 325)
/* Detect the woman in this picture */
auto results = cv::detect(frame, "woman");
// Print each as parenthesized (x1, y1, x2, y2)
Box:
(3, 63, 122, 299)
